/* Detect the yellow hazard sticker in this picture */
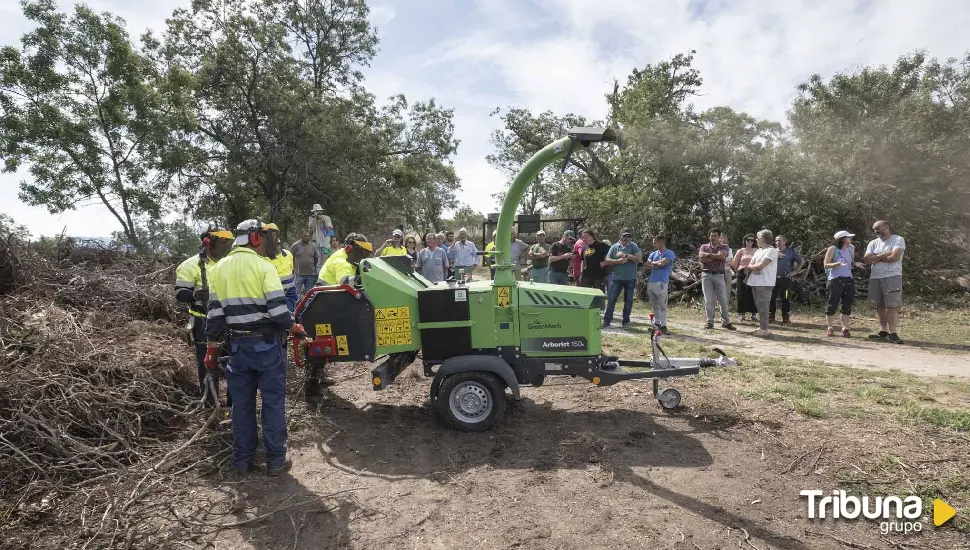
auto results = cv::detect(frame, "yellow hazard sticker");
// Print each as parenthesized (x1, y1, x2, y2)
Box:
(335, 335, 349, 356)
(314, 323, 332, 336)
(375, 306, 413, 347)
(497, 286, 511, 308)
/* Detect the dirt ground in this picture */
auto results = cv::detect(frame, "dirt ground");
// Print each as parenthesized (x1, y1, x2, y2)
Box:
(201, 349, 969, 549)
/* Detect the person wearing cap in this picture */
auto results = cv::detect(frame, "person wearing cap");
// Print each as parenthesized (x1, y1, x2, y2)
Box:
(824, 230, 865, 338)
(770, 234, 804, 324)
(547, 230, 576, 285)
(451, 227, 479, 281)
(602, 228, 643, 328)
(484, 230, 497, 279)
(205, 220, 306, 476)
(863, 221, 906, 344)
(174, 226, 234, 407)
(319, 236, 373, 286)
(527, 230, 552, 283)
(376, 229, 408, 257)
(262, 223, 298, 312)
(307, 204, 334, 270)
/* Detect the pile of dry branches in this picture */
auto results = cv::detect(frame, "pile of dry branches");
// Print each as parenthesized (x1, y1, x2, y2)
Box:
(0, 241, 223, 549)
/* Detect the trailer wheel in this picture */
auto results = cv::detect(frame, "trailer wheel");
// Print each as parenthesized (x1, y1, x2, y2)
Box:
(658, 388, 682, 410)
(436, 371, 506, 432)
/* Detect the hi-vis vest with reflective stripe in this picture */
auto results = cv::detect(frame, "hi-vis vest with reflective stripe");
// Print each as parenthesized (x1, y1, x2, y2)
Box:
(317, 247, 347, 282)
(320, 248, 356, 285)
(268, 249, 295, 291)
(205, 247, 293, 338)
(175, 253, 216, 318)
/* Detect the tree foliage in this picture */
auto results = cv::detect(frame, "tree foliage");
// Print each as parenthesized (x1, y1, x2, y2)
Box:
(0, 0, 195, 251)
(488, 50, 970, 291)
(152, 0, 459, 237)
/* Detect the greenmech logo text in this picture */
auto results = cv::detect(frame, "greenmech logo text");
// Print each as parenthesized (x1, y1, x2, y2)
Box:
(528, 322, 562, 330)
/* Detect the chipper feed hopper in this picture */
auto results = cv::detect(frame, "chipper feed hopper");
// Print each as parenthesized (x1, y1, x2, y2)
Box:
(293, 127, 738, 431)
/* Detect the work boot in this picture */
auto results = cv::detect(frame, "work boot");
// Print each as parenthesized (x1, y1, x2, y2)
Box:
(660, 326, 670, 335)
(888, 333, 904, 345)
(705, 321, 714, 329)
(722, 322, 737, 331)
(321, 376, 337, 386)
(868, 331, 889, 342)
(782, 315, 791, 324)
(267, 459, 292, 477)
(768, 314, 776, 323)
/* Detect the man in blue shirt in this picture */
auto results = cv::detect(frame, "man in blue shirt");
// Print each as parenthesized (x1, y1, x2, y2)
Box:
(644, 234, 676, 334)
(771, 234, 804, 324)
(602, 228, 642, 328)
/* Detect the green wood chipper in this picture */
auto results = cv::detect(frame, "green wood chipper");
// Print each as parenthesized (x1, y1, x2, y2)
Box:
(292, 127, 738, 431)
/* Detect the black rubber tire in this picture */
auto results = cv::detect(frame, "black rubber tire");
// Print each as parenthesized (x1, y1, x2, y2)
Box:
(435, 371, 507, 432)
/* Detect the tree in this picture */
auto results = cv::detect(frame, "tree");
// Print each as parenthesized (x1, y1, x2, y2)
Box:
(487, 108, 598, 214)
(154, 0, 459, 239)
(0, 0, 194, 251)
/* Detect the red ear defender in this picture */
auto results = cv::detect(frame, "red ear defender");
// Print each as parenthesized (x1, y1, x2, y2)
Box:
(203, 236, 211, 248)
(249, 230, 262, 248)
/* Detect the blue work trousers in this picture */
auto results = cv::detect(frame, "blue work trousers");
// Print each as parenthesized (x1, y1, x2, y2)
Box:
(604, 278, 636, 325)
(226, 337, 288, 470)
(547, 270, 570, 285)
(296, 275, 316, 297)
(284, 288, 299, 313)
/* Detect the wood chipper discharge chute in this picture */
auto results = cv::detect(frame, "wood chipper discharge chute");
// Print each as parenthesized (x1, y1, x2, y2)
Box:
(292, 127, 738, 432)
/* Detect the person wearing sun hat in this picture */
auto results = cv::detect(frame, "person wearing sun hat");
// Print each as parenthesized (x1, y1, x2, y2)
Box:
(308, 204, 334, 270)
(823, 230, 865, 338)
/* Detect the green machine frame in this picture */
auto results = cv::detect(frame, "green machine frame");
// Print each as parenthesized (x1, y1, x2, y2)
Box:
(293, 127, 737, 432)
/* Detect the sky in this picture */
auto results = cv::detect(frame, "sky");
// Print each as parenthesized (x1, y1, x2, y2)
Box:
(1, 0, 968, 238)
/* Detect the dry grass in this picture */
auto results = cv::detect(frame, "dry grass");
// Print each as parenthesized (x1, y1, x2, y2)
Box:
(603, 332, 970, 534)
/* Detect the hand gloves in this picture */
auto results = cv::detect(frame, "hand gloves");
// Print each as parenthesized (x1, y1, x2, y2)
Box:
(291, 323, 308, 339)
(193, 289, 209, 303)
(203, 345, 219, 371)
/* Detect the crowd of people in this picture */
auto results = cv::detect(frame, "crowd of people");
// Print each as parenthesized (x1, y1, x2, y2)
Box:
(173, 201, 907, 477)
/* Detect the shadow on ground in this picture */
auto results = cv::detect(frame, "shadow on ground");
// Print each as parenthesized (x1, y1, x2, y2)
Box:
(300, 392, 809, 550)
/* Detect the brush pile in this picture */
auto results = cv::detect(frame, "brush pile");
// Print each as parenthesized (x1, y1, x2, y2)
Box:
(0, 236, 218, 549)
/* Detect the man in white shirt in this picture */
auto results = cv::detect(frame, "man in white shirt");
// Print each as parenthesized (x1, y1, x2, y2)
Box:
(451, 227, 479, 281)
(863, 220, 905, 344)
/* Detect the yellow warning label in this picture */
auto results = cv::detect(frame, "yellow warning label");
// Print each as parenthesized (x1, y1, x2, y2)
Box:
(497, 286, 511, 308)
(314, 323, 332, 336)
(375, 307, 413, 347)
(335, 335, 349, 356)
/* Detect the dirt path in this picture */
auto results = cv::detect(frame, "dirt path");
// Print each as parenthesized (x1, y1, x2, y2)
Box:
(622, 314, 970, 379)
(207, 368, 968, 550)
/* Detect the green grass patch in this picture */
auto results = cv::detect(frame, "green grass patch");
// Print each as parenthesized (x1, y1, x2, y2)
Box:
(603, 333, 970, 431)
